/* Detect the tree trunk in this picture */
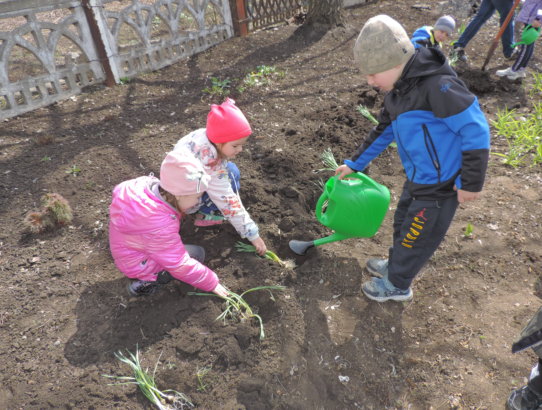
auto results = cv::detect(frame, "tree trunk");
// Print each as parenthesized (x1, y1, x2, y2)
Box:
(305, 0, 344, 27)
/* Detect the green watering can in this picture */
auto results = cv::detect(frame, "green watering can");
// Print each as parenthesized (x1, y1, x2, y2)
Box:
(289, 172, 390, 255)
(512, 24, 541, 48)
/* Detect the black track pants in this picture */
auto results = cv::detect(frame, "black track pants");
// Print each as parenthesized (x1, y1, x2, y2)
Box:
(387, 185, 458, 290)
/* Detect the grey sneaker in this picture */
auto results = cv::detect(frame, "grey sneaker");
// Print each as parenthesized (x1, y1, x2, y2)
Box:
(366, 258, 388, 278)
(128, 280, 159, 296)
(362, 277, 413, 302)
(507, 384, 542, 409)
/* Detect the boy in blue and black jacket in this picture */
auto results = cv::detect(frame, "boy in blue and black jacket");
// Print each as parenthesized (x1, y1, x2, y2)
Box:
(411, 15, 456, 50)
(336, 15, 490, 302)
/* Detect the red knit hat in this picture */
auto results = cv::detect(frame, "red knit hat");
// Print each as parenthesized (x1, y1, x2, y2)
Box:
(206, 98, 252, 143)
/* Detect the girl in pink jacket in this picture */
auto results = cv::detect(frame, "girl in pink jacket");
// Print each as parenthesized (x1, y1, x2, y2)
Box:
(174, 98, 267, 256)
(109, 150, 229, 297)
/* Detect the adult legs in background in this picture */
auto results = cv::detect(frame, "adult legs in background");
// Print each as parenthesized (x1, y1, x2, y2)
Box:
(493, 0, 515, 57)
(454, 0, 497, 49)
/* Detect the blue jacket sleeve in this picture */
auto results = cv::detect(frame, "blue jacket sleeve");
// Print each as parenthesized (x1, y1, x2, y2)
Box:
(345, 107, 395, 171)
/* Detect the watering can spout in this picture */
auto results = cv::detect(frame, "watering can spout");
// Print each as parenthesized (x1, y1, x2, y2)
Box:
(289, 233, 350, 255)
(313, 232, 350, 247)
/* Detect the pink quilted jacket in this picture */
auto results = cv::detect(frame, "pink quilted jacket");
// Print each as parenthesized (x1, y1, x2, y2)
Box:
(108, 175, 219, 292)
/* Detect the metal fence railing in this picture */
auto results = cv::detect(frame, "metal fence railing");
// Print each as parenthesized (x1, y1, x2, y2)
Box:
(0, 0, 234, 120)
(0, 0, 369, 120)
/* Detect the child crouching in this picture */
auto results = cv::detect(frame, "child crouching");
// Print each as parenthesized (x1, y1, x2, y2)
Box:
(108, 150, 229, 298)
(174, 98, 267, 256)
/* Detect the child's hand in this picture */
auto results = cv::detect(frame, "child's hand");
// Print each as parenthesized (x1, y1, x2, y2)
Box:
(455, 186, 481, 203)
(213, 283, 230, 298)
(335, 165, 354, 180)
(250, 237, 267, 256)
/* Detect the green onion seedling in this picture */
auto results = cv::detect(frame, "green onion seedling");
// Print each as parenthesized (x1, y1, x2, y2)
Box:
(196, 366, 211, 392)
(189, 285, 286, 339)
(235, 241, 296, 269)
(104, 348, 193, 409)
(317, 147, 340, 172)
(356, 105, 379, 125)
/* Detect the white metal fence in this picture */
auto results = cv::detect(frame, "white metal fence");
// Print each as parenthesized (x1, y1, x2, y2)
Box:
(0, 0, 234, 120)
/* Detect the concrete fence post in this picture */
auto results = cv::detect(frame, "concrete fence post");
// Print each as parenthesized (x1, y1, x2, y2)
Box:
(81, 0, 117, 86)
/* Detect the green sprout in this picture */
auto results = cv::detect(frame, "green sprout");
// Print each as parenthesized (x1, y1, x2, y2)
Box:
(66, 164, 81, 176)
(356, 104, 379, 125)
(235, 241, 295, 268)
(202, 77, 231, 98)
(464, 222, 474, 238)
(40, 155, 51, 162)
(189, 285, 286, 339)
(196, 366, 211, 392)
(355, 106, 397, 148)
(238, 65, 285, 92)
(104, 348, 193, 410)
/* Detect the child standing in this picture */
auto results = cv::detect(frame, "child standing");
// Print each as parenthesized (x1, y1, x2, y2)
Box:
(507, 306, 542, 409)
(336, 15, 490, 302)
(109, 150, 229, 297)
(174, 98, 267, 256)
(496, 0, 542, 80)
(411, 15, 456, 49)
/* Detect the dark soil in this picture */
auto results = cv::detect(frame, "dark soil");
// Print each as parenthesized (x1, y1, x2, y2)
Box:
(2, 1, 542, 408)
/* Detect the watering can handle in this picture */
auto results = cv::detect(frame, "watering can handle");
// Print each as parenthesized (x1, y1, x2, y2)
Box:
(315, 185, 329, 221)
(344, 172, 382, 189)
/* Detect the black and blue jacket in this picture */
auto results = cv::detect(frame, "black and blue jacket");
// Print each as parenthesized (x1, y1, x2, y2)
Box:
(411, 25, 440, 49)
(345, 47, 490, 200)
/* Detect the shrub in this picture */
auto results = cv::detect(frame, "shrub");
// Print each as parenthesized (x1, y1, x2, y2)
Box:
(24, 193, 73, 233)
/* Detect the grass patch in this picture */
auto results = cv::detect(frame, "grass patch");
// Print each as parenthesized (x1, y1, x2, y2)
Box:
(491, 103, 542, 167)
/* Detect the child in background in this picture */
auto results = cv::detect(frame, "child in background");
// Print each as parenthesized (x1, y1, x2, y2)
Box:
(174, 98, 267, 256)
(109, 150, 229, 298)
(496, 0, 542, 80)
(507, 306, 542, 409)
(411, 15, 456, 49)
(336, 15, 490, 302)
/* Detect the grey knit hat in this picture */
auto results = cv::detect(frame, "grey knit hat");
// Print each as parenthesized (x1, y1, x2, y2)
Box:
(353, 15, 415, 75)
(434, 15, 456, 35)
